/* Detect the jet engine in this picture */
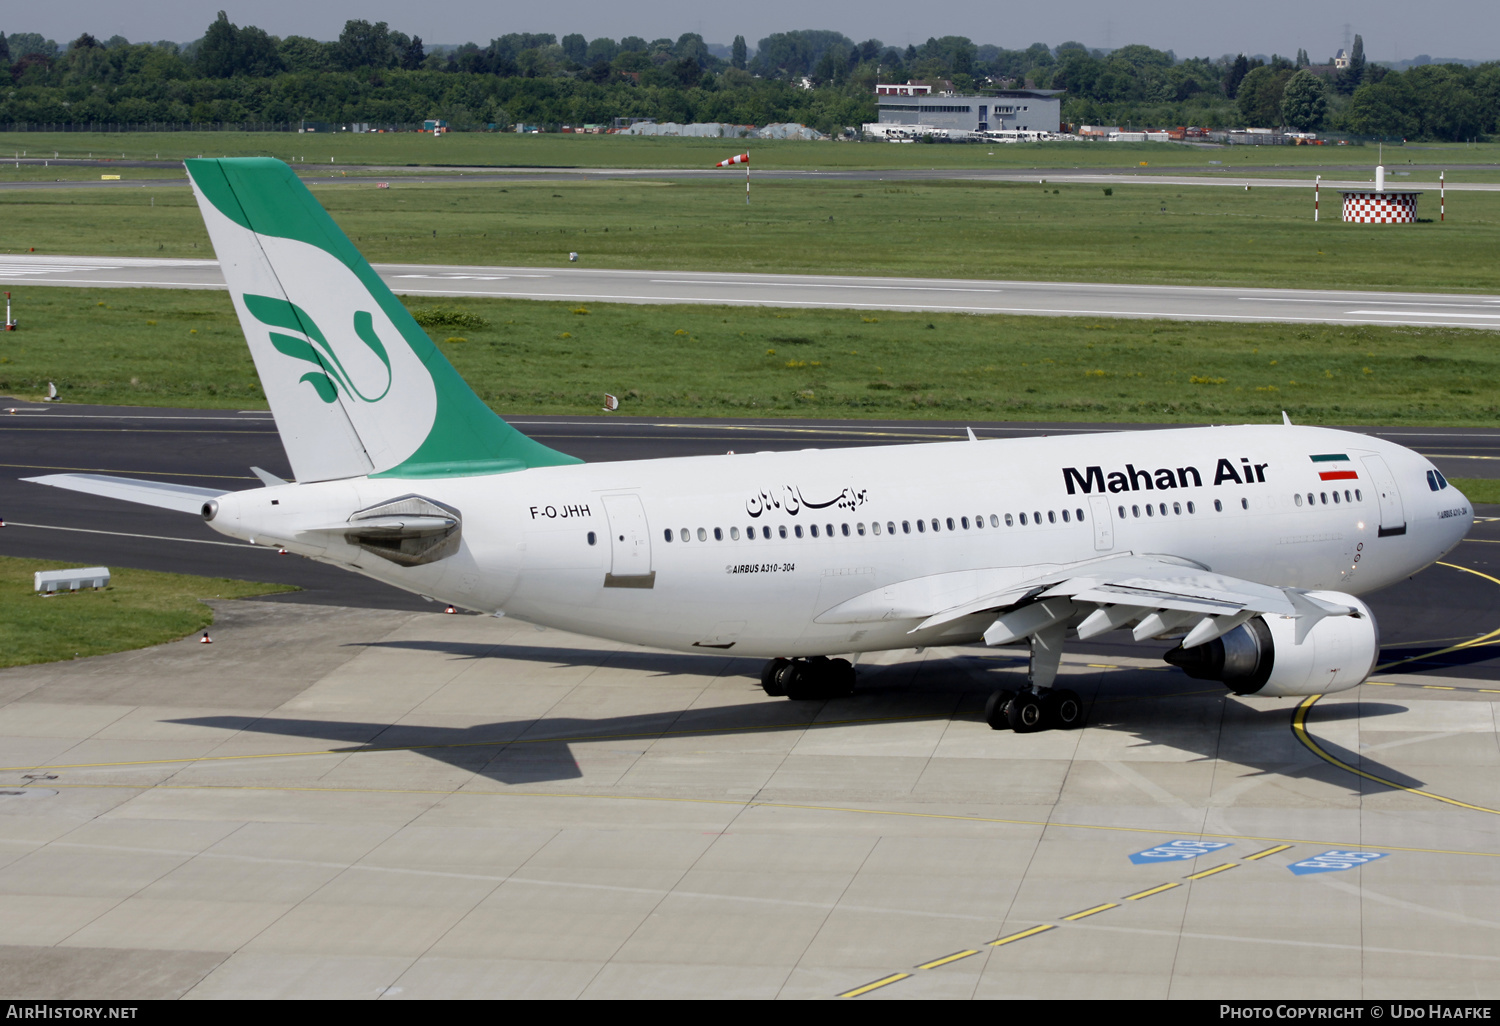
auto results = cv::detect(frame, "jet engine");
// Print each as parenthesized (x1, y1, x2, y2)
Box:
(1164, 591, 1379, 697)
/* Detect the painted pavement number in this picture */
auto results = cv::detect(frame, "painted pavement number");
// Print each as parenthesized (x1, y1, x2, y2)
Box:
(1288, 850, 1388, 875)
(1128, 840, 1233, 864)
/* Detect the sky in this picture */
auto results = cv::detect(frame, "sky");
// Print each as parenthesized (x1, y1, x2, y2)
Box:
(10, 0, 1498, 63)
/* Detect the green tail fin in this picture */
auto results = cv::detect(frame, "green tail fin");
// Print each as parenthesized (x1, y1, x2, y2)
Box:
(186, 157, 580, 481)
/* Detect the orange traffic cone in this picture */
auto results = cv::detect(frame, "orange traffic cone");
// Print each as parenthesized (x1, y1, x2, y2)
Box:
(199, 632, 213, 644)
(277, 547, 287, 555)
(444, 605, 458, 614)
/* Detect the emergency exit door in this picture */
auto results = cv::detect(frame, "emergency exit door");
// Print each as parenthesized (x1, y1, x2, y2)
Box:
(602, 493, 655, 587)
(1088, 495, 1115, 551)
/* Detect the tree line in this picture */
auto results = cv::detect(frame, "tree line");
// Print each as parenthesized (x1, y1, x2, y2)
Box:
(1, 17, 1495, 139)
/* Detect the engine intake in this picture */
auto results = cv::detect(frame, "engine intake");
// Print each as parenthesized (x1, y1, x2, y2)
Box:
(1164, 591, 1379, 697)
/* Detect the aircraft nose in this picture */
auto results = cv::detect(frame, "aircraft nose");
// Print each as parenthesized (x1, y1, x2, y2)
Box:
(1438, 482, 1474, 550)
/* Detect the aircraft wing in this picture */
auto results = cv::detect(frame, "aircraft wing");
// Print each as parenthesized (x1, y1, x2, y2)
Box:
(816, 552, 1354, 649)
(22, 473, 229, 515)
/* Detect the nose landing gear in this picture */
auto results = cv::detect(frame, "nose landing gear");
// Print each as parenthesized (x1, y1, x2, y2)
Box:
(760, 657, 856, 700)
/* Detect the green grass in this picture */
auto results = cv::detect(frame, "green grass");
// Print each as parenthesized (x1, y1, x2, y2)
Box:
(3, 131, 1499, 171)
(0, 556, 295, 668)
(1450, 478, 1500, 503)
(4, 178, 1500, 293)
(3, 286, 1499, 426)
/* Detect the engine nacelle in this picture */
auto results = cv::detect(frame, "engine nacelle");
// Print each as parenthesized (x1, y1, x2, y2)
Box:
(1164, 592, 1379, 697)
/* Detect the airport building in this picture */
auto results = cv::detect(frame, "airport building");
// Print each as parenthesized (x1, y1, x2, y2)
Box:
(872, 85, 1063, 136)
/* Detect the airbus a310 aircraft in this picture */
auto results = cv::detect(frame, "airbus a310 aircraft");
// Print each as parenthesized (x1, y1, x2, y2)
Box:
(28, 159, 1474, 733)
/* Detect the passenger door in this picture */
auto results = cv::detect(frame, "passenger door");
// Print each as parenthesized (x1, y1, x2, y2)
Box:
(602, 493, 655, 587)
(1361, 455, 1407, 537)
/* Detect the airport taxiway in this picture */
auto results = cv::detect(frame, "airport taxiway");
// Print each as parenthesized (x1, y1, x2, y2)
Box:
(4, 254, 1500, 328)
(3, 407, 1500, 998)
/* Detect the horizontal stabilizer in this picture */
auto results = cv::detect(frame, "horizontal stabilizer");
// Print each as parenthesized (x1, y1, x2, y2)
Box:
(22, 473, 227, 515)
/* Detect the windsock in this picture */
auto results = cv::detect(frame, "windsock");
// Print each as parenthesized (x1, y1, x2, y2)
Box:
(716, 153, 750, 167)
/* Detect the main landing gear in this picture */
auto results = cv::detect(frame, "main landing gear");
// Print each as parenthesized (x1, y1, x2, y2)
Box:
(983, 626, 1085, 733)
(761, 657, 856, 701)
(983, 687, 1083, 733)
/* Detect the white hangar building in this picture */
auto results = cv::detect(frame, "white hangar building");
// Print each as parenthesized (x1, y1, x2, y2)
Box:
(871, 83, 1063, 137)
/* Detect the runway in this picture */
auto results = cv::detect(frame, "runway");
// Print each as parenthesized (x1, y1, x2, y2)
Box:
(5, 158, 1499, 193)
(5, 254, 1500, 328)
(4, 406, 1500, 1000)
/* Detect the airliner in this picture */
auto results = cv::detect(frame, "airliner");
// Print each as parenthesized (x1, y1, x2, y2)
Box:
(26, 159, 1473, 733)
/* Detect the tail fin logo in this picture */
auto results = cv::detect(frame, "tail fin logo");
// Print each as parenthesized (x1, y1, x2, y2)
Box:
(243, 293, 392, 405)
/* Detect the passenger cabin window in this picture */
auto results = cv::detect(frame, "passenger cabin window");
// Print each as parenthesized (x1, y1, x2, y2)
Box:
(731, 527, 740, 540)
(917, 520, 926, 533)
(1214, 500, 1223, 512)
(810, 524, 819, 538)
(664, 529, 673, 542)
(903, 521, 912, 534)
(778, 525, 788, 539)
(587, 531, 597, 545)
(1005, 514, 1014, 526)
(857, 523, 867, 536)
(794, 525, 804, 538)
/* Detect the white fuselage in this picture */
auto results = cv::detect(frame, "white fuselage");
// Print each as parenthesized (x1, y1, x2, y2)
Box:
(207, 424, 1470, 657)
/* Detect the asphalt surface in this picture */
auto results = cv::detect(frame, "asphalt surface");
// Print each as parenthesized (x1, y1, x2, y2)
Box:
(5, 254, 1500, 328)
(4, 402, 1499, 680)
(4, 157, 1499, 193)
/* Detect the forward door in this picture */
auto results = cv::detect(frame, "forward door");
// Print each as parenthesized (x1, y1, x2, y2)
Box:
(1361, 455, 1407, 537)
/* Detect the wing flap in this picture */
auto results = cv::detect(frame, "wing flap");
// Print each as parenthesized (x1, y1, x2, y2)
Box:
(818, 551, 1341, 649)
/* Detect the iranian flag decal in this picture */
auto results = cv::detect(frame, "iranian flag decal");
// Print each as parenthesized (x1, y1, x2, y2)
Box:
(1310, 454, 1359, 481)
